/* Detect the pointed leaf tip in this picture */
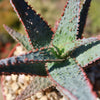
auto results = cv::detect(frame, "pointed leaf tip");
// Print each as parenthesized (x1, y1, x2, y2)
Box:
(10, 0, 54, 49)
(0, 48, 62, 75)
(3, 24, 33, 51)
(77, 0, 91, 39)
(52, 0, 80, 49)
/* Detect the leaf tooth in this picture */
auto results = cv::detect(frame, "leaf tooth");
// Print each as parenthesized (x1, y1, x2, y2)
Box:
(61, 1, 69, 18)
(73, 49, 100, 69)
(50, 34, 55, 46)
(84, 57, 100, 69)
(71, 37, 100, 68)
(77, 0, 92, 39)
(26, 31, 34, 50)
(10, 0, 35, 49)
(52, 0, 81, 47)
(52, 1, 69, 35)
(24, 58, 28, 62)
(76, 2, 81, 38)
(51, 1, 69, 43)
(40, 47, 46, 51)
(0, 55, 48, 76)
(79, 67, 97, 99)
(28, 50, 33, 53)
(52, 21, 59, 33)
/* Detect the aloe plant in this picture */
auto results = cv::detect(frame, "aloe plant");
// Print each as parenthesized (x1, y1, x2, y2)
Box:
(0, 0, 100, 100)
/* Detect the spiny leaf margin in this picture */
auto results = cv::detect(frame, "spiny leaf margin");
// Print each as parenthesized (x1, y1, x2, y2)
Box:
(46, 58, 97, 100)
(10, 0, 54, 49)
(52, 0, 81, 50)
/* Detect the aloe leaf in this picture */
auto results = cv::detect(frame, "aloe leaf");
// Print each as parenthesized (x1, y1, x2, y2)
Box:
(61, 37, 99, 57)
(16, 76, 54, 100)
(0, 48, 61, 76)
(47, 58, 97, 100)
(10, 0, 54, 49)
(72, 39, 100, 67)
(77, 0, 91, 39)
(52, 0, 80, 49)
(3, 24, 33, 51)
(0, 62, 47, 76)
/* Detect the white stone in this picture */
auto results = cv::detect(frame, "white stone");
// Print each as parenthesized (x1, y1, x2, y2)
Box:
(36, 92, 44, 99)
(97, 98, 100, 100)
(40, 96, 48, 100)
(11, 83, 19, 92)
(6, 94, 12, 100)
(18, 74, 25, 83)
(11, 74, 17, 81)
(5, 76, 11, 81)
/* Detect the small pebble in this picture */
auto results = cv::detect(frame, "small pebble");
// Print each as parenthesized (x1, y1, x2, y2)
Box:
(60, 97, 66, 100)
(11, 83, 19, 92)
(36, 92, 44, 99)
(2, 45, 65, 100)
(40, 96, 48, 100)
(5, 76, 11, 81)
(47, 91, 58, 100)
(18, 74, 25, 84)
(6, 94, 12, 100)
(11, 74, 17, 81)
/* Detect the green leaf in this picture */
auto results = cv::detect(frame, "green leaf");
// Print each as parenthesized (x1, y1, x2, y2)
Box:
(72, 40, 100, 67)
(52, 0, 80, 49)
(10, 0, 54, 49)
(61, 37, 99, 57)
(0, 62, 47, 76)
(47, 58, 97, 100)
(16, 76, 54, 100)
(3, 24, 33, 51)
(52, 36, 99, 58)
(0, 48, 61, 76)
